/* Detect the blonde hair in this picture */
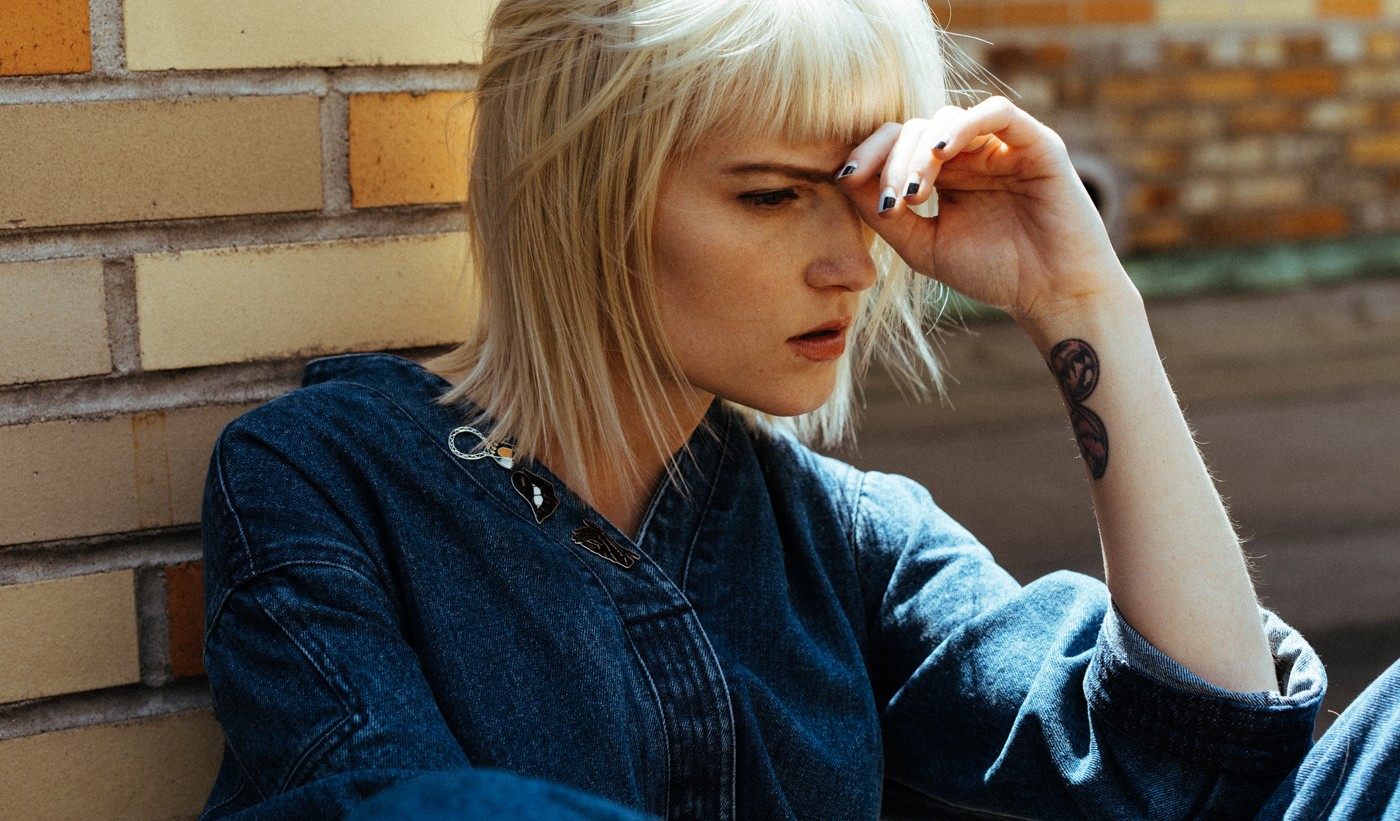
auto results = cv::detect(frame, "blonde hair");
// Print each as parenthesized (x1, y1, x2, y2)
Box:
(433, 0, 949, 499)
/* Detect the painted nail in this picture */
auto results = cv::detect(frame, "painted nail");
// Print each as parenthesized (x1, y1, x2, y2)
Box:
(904, 179, 920, 197)
(878, 190, 897, 213)
(837, 162, 858, 179)
(933, 139, 948, 152)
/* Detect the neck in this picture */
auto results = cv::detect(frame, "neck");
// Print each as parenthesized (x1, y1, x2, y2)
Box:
(546, 382, 713, 540)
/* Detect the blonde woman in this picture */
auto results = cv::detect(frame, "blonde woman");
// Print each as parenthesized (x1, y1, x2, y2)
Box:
(200, 1, 1398, 819)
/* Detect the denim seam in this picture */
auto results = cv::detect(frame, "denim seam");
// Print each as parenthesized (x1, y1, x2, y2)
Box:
(677, 411, 733, 593)
(618, 626, 673, 820)
(248, 576, 358, 792)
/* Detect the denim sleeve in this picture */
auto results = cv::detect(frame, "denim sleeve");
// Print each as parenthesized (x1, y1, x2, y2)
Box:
(200, 423, 657, 821)
(853, 470, 1324, 820)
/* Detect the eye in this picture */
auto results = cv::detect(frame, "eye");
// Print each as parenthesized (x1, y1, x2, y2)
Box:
(738, 189, 799, 209)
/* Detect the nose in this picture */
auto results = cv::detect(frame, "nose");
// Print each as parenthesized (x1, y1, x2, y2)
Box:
(803, 199, 878, 293)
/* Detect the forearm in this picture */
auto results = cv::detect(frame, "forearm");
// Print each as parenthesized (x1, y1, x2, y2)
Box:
(1018, 280, 1277, 694)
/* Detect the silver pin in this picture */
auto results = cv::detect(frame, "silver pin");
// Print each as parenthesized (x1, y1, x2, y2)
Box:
(448, 426, 515, 469)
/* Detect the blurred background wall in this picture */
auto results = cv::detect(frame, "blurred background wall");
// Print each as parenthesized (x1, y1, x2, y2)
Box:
(0, 1, 1397, 817)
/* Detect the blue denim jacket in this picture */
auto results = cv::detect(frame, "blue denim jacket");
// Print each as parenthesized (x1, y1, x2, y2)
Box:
(200, 354, 1323, 820)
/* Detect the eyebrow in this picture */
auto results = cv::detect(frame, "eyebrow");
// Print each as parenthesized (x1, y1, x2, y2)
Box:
(719, 161, 841, 185)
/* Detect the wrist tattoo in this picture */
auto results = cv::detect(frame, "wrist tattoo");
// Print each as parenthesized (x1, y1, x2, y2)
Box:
(1049, 338, 1109, 480)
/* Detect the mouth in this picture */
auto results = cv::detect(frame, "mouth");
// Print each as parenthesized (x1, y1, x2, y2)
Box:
(788, 320, 850, 362)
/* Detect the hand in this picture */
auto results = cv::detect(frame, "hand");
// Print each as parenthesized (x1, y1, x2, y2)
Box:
(835, 97, 1130, 327)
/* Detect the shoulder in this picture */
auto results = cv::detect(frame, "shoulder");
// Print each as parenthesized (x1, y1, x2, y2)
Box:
(736, 414, 961, 545)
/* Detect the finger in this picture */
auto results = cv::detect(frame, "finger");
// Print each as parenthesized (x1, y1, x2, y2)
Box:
(880, 106, 967, 209)
(929, 96, 1053, 163)
(833, 121, 903, 190)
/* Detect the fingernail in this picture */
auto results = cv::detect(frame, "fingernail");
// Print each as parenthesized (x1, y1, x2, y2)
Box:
(933, 138, 949, 152)
(904, 178, 921, 198)
(878, 190, 897, 214)
(837, 162, 857, 179)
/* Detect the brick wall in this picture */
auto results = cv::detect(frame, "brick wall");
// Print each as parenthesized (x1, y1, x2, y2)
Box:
(1, 1, 488, 817)
(939, 0, 1400, 267)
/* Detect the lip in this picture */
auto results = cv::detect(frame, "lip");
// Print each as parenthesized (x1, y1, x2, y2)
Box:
(787, 319, 850, 363)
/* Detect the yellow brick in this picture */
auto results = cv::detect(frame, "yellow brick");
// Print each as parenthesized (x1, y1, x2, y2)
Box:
(0, 258, 111, 386)
(125, 0, 496, 70)
(0, 0, 91, 76)
(1239, 0, 1313, 21)
(135, 233, 476, 370)
(0, 406, 250, 546)
(0, 710, 221, 821)
(1156, 0, 1235, 22)
(0, 97, 321, 230)
(350, 92, 473, 208)
(0, 572, 139, 703)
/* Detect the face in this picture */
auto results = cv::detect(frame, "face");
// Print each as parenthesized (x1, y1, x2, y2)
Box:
(651, 133, 878, 419)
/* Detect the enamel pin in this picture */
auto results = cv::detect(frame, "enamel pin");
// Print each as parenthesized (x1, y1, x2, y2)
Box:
(570, 520, 640, 569)
(511, 468, 560, 524)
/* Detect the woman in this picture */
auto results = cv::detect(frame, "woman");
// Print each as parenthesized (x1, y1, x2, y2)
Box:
(199, 1, 1398, 818)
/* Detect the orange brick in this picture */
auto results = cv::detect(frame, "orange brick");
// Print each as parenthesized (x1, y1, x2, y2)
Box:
(0, 0, 90, 76)
(941, 4, 993, 29)
(1369, 32, 1400, 62)
(1130, 184, 1179, 214)
(1085, 0, 1155, 24)
(1352, 134, 1400, 165)
(1185, 70, 1261, 102)
(1278, 207, 1349, 240)
(349, 91, 473, 208)
(1320, 0, 1382, 16)
(1268, 67, 1341, 98)
(1034, 43, 1074, 69)
(166, 562, 206, 679)
(1002, 2, 1073, 26)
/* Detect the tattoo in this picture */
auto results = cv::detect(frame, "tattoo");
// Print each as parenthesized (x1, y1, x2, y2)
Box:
(1049, 339, 1109, 480)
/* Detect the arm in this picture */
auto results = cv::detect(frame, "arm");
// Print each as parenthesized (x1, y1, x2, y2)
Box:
(837, 97, 1274, 693)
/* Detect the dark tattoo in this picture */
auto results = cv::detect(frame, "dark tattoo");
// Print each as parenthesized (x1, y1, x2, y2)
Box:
(1049, 339, 1109, 480)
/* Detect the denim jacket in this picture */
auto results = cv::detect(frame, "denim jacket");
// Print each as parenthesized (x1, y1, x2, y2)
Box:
(200, 354, 1323, 820)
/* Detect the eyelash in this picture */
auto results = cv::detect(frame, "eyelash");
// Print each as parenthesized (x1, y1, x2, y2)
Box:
(739, 189, 800, 209)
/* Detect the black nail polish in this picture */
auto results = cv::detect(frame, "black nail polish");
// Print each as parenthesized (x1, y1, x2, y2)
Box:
(933, 140, 948, 151)
(838, 163, 857, 179)
(879, 195, 896, 213)
(905, 181, 920, 197)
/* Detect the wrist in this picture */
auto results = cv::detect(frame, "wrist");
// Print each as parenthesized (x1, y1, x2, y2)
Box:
(1012, 278, 1146, 356)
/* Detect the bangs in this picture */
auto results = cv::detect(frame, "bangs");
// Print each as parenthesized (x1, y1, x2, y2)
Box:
(628, 0, 949, 153)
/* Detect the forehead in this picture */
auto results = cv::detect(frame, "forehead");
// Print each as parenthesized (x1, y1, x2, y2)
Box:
(674, 131, 855, 177)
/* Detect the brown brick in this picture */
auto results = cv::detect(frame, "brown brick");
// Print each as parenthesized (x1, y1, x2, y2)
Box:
(1199, 214, 1274, 245)
(1099, 74, 1176, 106)
(1278, 207, 1350, 240)
(1162, 42, 1210, 67)
(1282, 36, 1329, 63)
(0, 0, 90, 76)
(1130, 184, 1179, 214)
(1084, 0, 1154, 24)
(1117, 146, 1187, 175)
(1268, 67, 1341, 98)
(0, 406, 249, 546)
(1228, 176, 1308, 209)
(350, 92, 473, 208)
(166, 562, 206, 679)
(940, 4, 993, 29)
(1129, 217, 1188, 250)
(1230, 105, 1304, 134)
(1352, 134, 1400, 165)
(1185, 70, 1261, 102)
(1033, 43, 1074, 69)
(1002, 2, 1073, 26)
(0, 258, 111, 386)
(1347, 66, 1400, 96)
(0, 710, 221, 821)
(0, 96, 321, 230)
(1320, 0, 1382, 16)
(0, 572, 139, 703)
